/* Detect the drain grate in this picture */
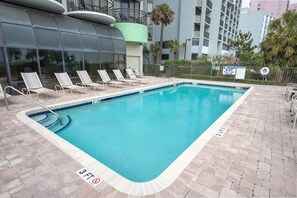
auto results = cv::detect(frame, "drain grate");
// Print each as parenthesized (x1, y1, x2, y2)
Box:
(215, 128, 227, 137)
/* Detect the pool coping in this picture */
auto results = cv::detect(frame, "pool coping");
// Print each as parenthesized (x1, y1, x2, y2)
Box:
(16, 80, 253, 196)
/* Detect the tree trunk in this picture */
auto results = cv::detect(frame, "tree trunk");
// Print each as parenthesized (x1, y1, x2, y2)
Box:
(159, 23, 164, 64)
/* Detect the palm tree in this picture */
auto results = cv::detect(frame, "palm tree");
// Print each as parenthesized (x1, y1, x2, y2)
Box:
(152, 3, 174, 64)
(143, 45, 150, 64)
(261, 10, 297, 67)
(150, 42, 160, 64)
(167, 39, 185, 60)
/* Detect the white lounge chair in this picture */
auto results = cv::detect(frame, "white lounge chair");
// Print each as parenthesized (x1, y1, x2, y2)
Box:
(286, 83, 297, 101)
(97, 70, 123, 88)
(55, 72, 86, 94)
(113, 69, 138, 85)
(0, 83, 11, 100)
(21, 72, 55, 99)
(126, 68, 149, 84)
(76, 70, 103, 91)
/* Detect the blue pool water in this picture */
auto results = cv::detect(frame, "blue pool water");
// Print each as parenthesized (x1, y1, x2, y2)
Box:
(31, 84, 246, 182)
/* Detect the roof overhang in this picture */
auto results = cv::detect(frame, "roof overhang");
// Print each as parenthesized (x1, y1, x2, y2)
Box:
(66, 11, 116, 25)
(2, 0, 65, 13)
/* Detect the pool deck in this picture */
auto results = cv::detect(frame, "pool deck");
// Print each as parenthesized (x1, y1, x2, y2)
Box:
(0, 77, 296, 198)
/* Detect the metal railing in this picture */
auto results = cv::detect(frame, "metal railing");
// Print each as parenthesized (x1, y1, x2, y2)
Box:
(143, 65, 297, 85)
(113, 8, 147, 25)
(4, 86, 62, 126)
(67, 0, 114, 15)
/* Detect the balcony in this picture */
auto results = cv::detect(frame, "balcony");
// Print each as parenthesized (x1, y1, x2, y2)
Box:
(195, 15, 201, 23)
(205, 16, 211, 25)
(204, 31, 209, 39)
(206, 0, 212, 9)
(2, 0, 65, 13)
(193, 31, 200, 38)
(196, 0, 202, 7)
(66, 0, 116, 25)
(113, 8, 147, 25)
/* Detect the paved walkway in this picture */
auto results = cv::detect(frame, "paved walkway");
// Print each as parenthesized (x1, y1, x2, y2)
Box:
(0, 78, 296, 197)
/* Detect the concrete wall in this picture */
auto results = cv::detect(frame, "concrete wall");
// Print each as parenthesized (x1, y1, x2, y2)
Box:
(126, 43, 143, 76)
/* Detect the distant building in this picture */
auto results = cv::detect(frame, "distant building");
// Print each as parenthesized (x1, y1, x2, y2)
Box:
(249, 0, 289, 17)
(152, 0, 242, 60)
(238, 10, 275, 50)
(288, 3, 297, 10)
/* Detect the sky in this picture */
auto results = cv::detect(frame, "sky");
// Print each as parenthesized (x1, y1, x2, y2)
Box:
(242, 0, 297, 8)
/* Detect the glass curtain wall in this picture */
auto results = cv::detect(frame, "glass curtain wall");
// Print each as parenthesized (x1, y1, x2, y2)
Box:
(0, 2, 126, 92)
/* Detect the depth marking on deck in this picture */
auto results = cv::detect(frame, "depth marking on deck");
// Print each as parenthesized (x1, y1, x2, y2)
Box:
(76, 168, 102, 187)
(215, 128, 227, 137)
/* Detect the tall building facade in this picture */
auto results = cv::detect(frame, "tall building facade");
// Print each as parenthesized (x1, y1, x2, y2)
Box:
(238, 10, 275, 49)
(152, 0, 242, 61)
(288, 2, 297, 10)
(0, 0, 148, 90)
(249, 0, 289, 17)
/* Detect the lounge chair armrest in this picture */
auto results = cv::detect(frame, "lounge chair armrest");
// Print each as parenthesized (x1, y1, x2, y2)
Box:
(55, 84, 62, 92)
(21, 88, 28, 95)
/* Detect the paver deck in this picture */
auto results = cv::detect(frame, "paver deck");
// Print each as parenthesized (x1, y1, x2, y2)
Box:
(0, 78, 296, 197)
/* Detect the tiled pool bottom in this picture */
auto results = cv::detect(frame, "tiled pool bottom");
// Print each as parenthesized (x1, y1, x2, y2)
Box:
(0, 79, 295, 197)
(17, 81, 252, 196)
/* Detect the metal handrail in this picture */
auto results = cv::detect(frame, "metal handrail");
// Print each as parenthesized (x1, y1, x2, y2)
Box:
(4, 86, 62, 126)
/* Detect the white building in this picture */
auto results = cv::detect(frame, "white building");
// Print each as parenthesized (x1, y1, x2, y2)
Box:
(238, 10, 275, 50)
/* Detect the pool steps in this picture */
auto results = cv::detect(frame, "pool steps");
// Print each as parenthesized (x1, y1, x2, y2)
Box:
(31, 114, 72, 133)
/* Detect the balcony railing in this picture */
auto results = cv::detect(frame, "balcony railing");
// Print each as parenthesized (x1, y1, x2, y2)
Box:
(67, 0, 114, 15)
(113, 8, 147, 25)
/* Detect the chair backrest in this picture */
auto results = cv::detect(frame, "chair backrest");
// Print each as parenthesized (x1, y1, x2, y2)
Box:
(113, 69, 125, 80)
(77, 70, 92, 84)
(126, 68, 137, 79)
(98, 70, 111, 82)
(55, 72, 73, 87)
(0, 83, 3, 93)
(21, 72, 43, 90)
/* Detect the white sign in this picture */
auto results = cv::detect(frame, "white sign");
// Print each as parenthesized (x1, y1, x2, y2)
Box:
(223, 66, 236, 75)
(215, 128, 227, 137)
(211, 66, 220, 71)
(235, 67, 246, 80)
(160, 65, 164, 71)
(76, 168, 102, 187)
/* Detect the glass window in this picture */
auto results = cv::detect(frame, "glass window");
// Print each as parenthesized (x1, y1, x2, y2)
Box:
(93, 24, 111, 37)
(28, 11, 57, 29)
(82, 35, 99, 52)
(114, 54, 126, 71)
(108, 27, 124, 40)
(39, 50, 63, 89)
(61, 32, 81, 50)
(35, 28, 61, 50)
(100, 53, 114, 77)
(0, 5, 31, 25)
(0, 48, 8, 87)
(7, 48, 38, 88)
(75, 20, 96, 35)
(98, 37, 113, 53)
(161, 54, 169, 60)
(64, 51, 83, 79)
(2, 24, 36, 48)
(84, 52, 100, 81)
(55, 16, 79, 33)
(113, 40, 126, 54)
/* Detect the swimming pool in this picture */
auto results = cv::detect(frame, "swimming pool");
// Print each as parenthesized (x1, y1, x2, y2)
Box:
(29, 83, 247, 183)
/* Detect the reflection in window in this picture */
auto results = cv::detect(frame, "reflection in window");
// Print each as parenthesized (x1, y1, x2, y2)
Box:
(100, 53, 114, 78)
(39, 50, 63, 88)
(0, 48, 8, 87)
(114, 54, 126, 74)
(7, 48, 38, 84)
(64, 51, 83, 80)
(84, 52, 100, 81)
